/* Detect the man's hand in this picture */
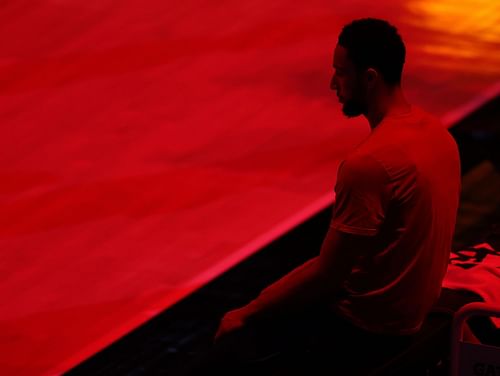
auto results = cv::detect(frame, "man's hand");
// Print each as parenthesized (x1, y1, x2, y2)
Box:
(214, 307, 250, 345)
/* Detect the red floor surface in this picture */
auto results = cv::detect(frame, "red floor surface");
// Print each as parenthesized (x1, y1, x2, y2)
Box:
(0, 0, 499, 375)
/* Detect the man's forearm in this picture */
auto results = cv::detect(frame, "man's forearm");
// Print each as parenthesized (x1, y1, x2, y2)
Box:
(242, 256, 331, 322)
(236, 227, 364, 323)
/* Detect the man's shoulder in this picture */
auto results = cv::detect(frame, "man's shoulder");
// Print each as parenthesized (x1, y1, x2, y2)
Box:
(344, 138, 419, 186)
(346, 140, 406, 170)
(340, 152, 391, 184)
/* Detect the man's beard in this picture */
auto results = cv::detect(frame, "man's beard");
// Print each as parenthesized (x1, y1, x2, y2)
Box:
(342, 98, 365, 118)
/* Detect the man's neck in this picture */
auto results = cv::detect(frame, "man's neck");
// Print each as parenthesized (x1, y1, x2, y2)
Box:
(365, 86, 410, 130)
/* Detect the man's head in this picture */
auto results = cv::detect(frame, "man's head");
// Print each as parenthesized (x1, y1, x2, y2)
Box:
(331, 18, 406, 117)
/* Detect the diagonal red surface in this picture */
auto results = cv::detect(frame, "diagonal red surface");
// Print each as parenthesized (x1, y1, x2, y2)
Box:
(0, 0, 499, 374)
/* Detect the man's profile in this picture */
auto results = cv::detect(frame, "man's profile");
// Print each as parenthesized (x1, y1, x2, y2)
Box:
(192, 17, 461, 374)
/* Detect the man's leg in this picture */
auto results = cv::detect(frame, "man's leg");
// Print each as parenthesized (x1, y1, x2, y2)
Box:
(181, 306, 330, 375)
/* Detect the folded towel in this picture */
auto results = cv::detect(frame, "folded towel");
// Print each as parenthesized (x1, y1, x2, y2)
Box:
(443, 241, 500, 327)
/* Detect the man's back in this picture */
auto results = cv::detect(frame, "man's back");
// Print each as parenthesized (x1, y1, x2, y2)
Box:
(330, 106, 461, 335)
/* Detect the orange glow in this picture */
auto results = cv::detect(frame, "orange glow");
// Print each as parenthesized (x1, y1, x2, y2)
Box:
(405, 0, 500, 74)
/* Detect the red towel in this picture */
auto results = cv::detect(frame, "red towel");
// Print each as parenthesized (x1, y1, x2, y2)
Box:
(443, 242, 500, 327)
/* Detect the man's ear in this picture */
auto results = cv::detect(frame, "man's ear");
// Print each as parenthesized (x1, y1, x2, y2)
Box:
(365, 68, 378, 87)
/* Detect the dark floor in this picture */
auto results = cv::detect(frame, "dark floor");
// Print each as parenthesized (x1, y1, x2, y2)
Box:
(66, 95, 500, 376)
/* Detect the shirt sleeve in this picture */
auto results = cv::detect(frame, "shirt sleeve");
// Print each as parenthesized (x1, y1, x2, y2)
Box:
(330, 155, 391, 236)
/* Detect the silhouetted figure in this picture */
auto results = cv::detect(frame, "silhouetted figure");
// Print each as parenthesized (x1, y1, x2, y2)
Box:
(187, 17, 461, 374)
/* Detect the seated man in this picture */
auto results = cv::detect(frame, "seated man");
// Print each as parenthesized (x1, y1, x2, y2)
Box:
(201, 17, 461, 374)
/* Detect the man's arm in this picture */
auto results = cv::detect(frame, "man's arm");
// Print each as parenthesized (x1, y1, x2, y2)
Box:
(215, 227, 373, 342)
(242, 227, 370, 320)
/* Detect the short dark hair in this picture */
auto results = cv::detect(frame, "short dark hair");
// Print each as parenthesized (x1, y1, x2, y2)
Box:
(338, 18, 406, 86)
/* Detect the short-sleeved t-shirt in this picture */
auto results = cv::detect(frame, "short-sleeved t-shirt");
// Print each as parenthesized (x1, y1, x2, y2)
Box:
(330, 106, 461, 335)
